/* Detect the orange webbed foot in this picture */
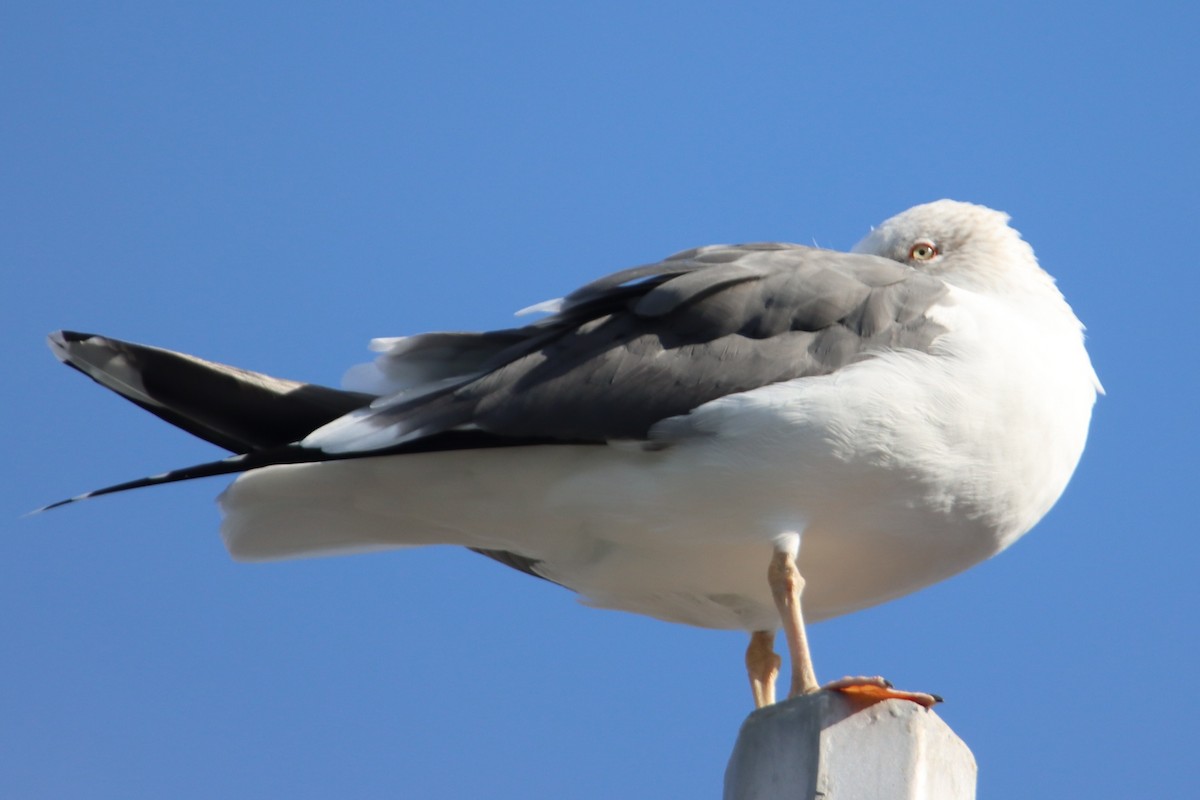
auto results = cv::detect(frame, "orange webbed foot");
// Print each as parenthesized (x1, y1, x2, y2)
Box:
(823, 675, 942, 708)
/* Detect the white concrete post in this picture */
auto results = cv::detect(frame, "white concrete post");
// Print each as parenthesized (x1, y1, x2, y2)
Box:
(724, 693, 976, 800)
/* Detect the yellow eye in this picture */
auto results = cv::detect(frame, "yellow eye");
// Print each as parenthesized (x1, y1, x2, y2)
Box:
(908, 241, 939, 262)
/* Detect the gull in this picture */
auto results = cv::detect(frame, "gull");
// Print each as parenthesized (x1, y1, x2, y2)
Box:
(43, 200, 1101, 708)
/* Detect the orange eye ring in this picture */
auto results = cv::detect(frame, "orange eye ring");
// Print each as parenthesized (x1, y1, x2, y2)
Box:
(908, 242, 939, 261)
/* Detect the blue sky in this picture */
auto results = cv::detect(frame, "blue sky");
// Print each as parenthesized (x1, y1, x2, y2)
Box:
(3, 2, 1195, 797)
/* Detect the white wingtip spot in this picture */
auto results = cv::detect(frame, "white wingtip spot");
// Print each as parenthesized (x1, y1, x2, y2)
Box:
(46, 330, 76, 363)
(368, 336, 409, 353)
(515, 297, 564, 317)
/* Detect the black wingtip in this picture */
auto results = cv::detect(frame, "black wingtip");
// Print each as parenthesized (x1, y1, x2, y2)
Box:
(47, 329, 98, 351)
(29, 452, 263, 516)
(27, 441, 373, 516)
(55, 329, 95, 343)
(25, 501, 65, 517)
(46, 329, 99, 367)
(27, 494, 92, 516)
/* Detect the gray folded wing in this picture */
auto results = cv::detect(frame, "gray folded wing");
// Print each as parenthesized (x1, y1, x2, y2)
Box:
(306, 244, 949, 454)
(41, 244, 950, 513)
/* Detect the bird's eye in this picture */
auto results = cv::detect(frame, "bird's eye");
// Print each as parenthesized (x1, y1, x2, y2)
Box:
(908, 241, 939, 262)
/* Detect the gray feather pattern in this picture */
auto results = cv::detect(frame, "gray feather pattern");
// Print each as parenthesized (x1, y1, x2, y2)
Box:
(314, 244, 949, 451)
(633, 262, 769, 318)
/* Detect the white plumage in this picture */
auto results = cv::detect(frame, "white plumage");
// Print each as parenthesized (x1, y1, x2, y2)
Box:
(48, 199, 1100, 704)
(221, 200, 1099, 628)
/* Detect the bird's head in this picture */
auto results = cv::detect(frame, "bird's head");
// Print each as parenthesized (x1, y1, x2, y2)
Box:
(852, 199, 1055, 299)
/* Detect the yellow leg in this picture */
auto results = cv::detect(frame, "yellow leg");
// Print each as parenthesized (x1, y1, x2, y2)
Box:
(763, 541, 942, 708)
(745, 630, 781, 708)
(768, 547, 819, 698)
